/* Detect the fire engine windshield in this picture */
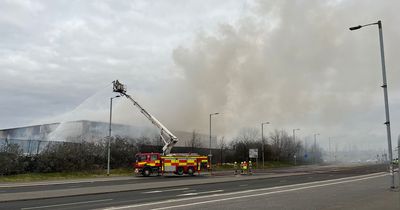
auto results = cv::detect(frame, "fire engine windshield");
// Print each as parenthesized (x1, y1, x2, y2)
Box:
(136, 155, 147, 162)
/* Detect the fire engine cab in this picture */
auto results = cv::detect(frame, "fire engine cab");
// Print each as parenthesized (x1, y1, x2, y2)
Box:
(112, 80, 209, 176)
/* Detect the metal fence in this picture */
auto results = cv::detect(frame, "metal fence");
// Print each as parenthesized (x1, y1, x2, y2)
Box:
(0, 138, 56, 155)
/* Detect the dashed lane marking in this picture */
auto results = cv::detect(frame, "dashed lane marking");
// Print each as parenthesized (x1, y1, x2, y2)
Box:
(143, 188, 189, 194)
(177, 190, 224, 197)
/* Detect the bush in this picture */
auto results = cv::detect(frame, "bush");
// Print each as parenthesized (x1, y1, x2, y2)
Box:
(110, 136, 138, 168)
(0, 144, 24, 175)
(35, 141, 106, 173)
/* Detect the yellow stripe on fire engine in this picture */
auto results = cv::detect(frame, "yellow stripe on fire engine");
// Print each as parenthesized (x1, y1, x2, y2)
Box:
(179, 163, 187, 166)
(164, 163, 172, 166)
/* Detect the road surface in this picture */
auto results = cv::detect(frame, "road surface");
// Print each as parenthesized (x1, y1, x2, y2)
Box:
(0, 164, 398, 210)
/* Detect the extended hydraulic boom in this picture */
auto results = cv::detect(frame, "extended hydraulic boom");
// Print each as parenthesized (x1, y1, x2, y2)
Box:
(112, 80, 178, 155)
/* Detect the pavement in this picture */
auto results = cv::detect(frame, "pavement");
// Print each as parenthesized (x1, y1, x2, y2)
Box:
(0, 176, 136, 188)
(0, 164, 397, 210)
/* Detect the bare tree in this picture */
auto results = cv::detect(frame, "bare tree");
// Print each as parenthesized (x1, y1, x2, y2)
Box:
(231, 127, 260, 161)
(150, 134, 163, 147)
(186, 130, 203, 152)
(236, 127, 259, 143)
(270, 129, 299, 161)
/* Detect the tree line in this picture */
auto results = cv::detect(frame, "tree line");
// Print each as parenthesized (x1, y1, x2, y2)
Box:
(0, 129, 323, 175)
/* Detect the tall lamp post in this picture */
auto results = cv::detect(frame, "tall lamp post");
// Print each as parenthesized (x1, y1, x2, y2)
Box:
(350, 20, 394, 189)
(261, 122, 270, 169)
(293, 128, 300, 165)
(397, 135, 400, 189)
(107, 95, 120, 176)
(313, 133, 320, 164)
(209, 112, 219, 173)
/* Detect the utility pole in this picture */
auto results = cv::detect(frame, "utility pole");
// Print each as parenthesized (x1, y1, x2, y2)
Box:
(261, 122, 270, 169)
(209, 112, 219, 174)
(329, 137, 331, 162)
(350, 20, 394, 189)
(313, 133, 319, 164)
(293, 128, 300, 165)
(107, 95, 120, 176)
(397, 135, 400, 190)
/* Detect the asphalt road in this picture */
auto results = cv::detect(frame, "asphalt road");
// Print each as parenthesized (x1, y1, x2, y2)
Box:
(0, 164, 383, 194)
(1, 164, 397, 210)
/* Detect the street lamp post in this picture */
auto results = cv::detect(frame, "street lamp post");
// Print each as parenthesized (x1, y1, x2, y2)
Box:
(350, 20, 394, 189)
(209, 112, 219, 173)
(293, 128, 300, 165)
(313, 133, 320, 164)
(261, 122, 270, 169)
(107, 95, 120, 176)
(328, 137, 332, 162)
(398, 135, 400, 189)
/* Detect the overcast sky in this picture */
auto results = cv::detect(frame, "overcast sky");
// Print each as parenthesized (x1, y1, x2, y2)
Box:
(1, 0, 400, 152)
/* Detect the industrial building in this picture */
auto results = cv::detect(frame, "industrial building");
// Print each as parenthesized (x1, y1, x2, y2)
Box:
(0, 121, 210, 154)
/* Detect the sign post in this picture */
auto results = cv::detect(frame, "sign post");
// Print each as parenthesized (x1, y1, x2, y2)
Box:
(249, 148, 258, 170)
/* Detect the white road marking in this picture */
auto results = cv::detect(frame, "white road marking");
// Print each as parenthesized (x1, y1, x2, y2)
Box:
(22, 199, 113, 210)
(177, 190, 224, 197)
(102, 172, 386, 210)
(239, 184, 248, 187)
(143, 190, 162, 194)
(143, 188, 189, 194)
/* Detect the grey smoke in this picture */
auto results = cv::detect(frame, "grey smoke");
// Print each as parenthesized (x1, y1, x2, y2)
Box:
(154, 0, 400, 152)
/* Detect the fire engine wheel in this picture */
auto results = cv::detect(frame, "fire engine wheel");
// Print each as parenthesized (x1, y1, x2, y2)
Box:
(142, 168, 151, 177)
(177, 167, 184, 176)
(187, 167, 195, 176)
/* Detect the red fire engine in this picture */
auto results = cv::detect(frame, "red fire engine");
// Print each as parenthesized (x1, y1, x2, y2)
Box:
(134, 153, 208, 176)
(113, 80, 209, 176)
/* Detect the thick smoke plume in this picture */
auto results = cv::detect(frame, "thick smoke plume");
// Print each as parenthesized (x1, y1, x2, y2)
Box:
(153, 0, 400, 151)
